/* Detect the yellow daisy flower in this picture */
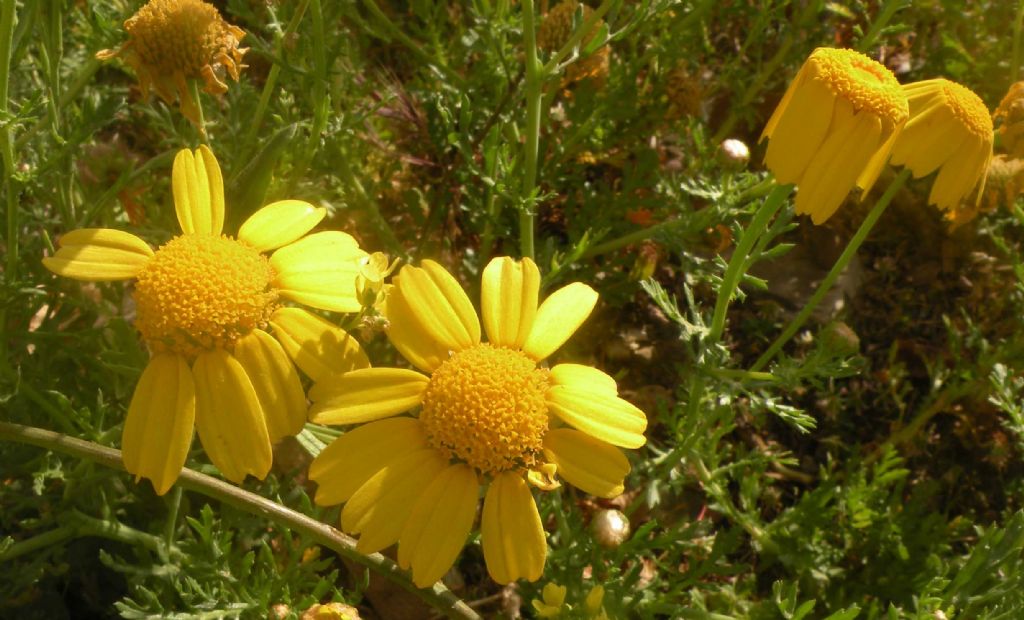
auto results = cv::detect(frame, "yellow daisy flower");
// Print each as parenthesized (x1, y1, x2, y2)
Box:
(761, 47, 909, 224)
(307, 257, 647, 587)
(43, 145, 369, 495)
(889, 79, 994, 221)
(97, 0, 247, 129)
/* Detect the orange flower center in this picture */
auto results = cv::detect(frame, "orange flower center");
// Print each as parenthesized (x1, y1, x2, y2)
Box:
(420, 344, 551, 476)
(133, 234, 276, 358)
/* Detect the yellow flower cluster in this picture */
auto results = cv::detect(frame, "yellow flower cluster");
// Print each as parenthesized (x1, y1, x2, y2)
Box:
(762, 47, 994, 225)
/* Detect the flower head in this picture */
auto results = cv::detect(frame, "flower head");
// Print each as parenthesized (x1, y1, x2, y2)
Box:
(97, 0, 247, 129)
(761, 47, 909, 224)
(538, 1, 610, 86)
(308, 257, 647, 587)
(890, 79, 994, 221)
(44, 146, 369, 494)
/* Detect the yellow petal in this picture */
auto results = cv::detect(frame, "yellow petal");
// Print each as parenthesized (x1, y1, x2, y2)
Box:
(341, 448, 448, 554)
(761, 63, 808, 140)
(543, 428, 629, 498)
(270, 231, 367, 313)
(549, 363, 618, 397)
(197, 144, 225, 235)
(930, 136, 991, 210)
(192, 349, 272, 483)
(481, 472, 546, 584)
(122, 354, 195, 496)
(238, 200, 328, 252)
(546, 386, 647, 448)
(309, 368, 428, 425)
(173, 146, 224, 235)
(522, 282, 598, 361)
(269, 307, 370, 382)
(393, 261, 481, 353)
(233, 329, 307, 444)
(398, 464, 479, 588)
(481, 256, 540, 349)
(43, 228, 153, 281)
(764, 77, 836, 184)
(382, 284, 449, 373)
(794, 101, 881, 224)
(309, 417, 428, 505)
(856, 119, 903, 195)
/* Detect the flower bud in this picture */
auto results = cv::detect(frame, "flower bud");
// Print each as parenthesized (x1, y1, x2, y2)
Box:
(591, 509, 631, 548)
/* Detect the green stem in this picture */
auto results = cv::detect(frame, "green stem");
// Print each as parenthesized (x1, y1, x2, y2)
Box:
(241, 0, 310, 155)
(0, 524, 76, 562)
(189, 79, 207, 143)
(706, 184, 792, 344)
(580, 219, 683, 259)
(1, 0, 19, 282)
(750, 169, 910, 372)
(1012, 0, 1024, 82)
(164, 485, 183, 555)
(0, 422, 480, 620)
(705, 367, 777, 383)
(520, 0, 542, 261)
(856, 0, 906, 53)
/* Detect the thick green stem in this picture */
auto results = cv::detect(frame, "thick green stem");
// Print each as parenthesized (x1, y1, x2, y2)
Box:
(707, 184, 792, 344)
(0, 422, 480, 620)
(520, 0, 542, 260)
(750, 169, 911, 372)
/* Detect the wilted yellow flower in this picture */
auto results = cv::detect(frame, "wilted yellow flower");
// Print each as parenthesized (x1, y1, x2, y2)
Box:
(995, 81, 1024, 158)
(44, 146, 368, 494)
(308, 257, 647, 587)
(890, 79, 993, 220)
(538, 0, 610, 86)
(761, 47, 909, 224)
(981, 154, 1024, 212)
(97, 0, 247, 129)
(665, 64, 703, 120)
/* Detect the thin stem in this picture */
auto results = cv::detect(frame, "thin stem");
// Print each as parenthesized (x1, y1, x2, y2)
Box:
(1, 0, 19, 282)
(580, 219, 683, 259)
(164, 485, 184, 555)
(188, 78, 208, 143)
(520, 0, 542, 260)
(0, 422, 480, 620)
(1012, 0, 1024, 82)
(241, 0, 310, 156)
(750, 169, 911, 372)
(856, 0, 906, 53)
(706, 184, 792, 344)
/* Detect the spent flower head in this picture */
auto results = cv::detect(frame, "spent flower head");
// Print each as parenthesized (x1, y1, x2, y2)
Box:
(44, 146, 369, 494)
(538, 0, 610, 86)
(97, 0, 247, 130)
(761, 47, 909, 224)
(307, 257, 647, 587)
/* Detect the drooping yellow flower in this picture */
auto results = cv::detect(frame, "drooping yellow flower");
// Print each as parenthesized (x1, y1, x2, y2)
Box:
(44, 146, 369, 495)
(97, 0, 247, 129)
(890, 79, 994, 222)
(308, 257, 647, 587)
(761, 47, 909, 224)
